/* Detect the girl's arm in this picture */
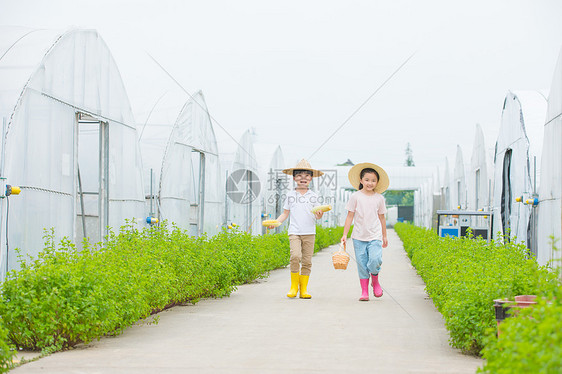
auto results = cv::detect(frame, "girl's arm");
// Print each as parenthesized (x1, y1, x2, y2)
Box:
(341, 211, 354, 245)
(379, 213, 388, 248)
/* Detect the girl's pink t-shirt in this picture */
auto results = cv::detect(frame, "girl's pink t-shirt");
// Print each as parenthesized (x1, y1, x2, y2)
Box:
(345, 190, 387, 241)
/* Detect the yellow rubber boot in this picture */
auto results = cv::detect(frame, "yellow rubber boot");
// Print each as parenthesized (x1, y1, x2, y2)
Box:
(299, 275, 312, 299)
(287, 272, 299, 298)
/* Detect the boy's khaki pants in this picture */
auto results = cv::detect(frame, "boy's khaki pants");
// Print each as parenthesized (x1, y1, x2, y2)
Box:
(289, 234, 315, 276)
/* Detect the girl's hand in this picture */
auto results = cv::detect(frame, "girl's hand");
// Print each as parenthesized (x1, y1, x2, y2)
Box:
(315, 211, 323, 219)
(340, 236, 347, 245)
(382, 236, 388, 248)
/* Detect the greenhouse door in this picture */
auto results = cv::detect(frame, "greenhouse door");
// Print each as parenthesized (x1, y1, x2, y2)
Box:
(189, 150, 205, 236)
(75, 113, 109, 245)
(501, 149, 512, 238)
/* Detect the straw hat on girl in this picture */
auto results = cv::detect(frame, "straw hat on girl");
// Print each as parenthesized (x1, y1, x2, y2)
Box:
(348, 162, 390, 193)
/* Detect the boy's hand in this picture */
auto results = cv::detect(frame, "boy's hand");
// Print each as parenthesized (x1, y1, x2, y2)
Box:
(315, 211, 323, 219)
(382, 236, 388, 248)
(340, 236, 347, 245)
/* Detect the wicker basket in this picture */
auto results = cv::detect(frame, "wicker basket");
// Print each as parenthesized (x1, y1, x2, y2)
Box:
(332, 244, 350, 270)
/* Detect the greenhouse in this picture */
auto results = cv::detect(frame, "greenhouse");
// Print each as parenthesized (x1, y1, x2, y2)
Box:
(262, 146, 288, 233)
(440, 157, 452, 210)
(138, 90, 224, 236)
(226, 129, 262, 234)
(0, 27, 145, 278)
(538, 48, 562, 267)
(452, 145, 468, 210)
(413, 168, 441, 229)
(492, 90, 546, 253)
(467, 124, 492, 212)
(312, 163, 338, 228)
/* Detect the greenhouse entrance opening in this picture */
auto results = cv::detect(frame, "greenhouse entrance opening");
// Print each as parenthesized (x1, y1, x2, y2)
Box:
(189, 150, 205, 236)
(501, 149, 512, 238)
(75, 112, 109, 246)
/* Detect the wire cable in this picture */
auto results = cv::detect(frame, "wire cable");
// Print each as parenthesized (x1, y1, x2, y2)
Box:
(308, 51, 416, 161)
(145, 52, 259, 166)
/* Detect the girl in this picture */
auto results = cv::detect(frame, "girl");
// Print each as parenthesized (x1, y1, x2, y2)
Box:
(341, 163, 389, 301)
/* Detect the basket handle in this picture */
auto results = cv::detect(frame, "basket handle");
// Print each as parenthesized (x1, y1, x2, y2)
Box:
(340, 242, 346, 252)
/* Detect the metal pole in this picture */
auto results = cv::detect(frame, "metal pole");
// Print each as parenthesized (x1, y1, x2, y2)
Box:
(533, 156, 537, 195)
(73, 113, 79, 247)
(77, 166, 87, 238)
(488, 179, 492, 211)
(150, 168, 153, 216)
(1, 117, 6, 278)
(199, 152, 206, 236)
(225, 170, 229, 228)
(248, 172, 252, 234)
(274, 175, 279, 218)
(100, 121, 110, 241)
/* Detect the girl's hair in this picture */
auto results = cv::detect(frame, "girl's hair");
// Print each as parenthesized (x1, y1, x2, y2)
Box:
(358, 168, 379, 190)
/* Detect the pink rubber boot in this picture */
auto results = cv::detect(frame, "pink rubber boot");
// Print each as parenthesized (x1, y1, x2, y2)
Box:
(371, 274, 383, 297)
(359, 279, 370, 301)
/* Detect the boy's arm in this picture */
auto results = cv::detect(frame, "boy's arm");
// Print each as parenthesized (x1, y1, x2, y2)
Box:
(276, 209, 290, 223)
(379, 213, 388, 248)
(269, 209, 290, 229)
(341, 211, 354, 244)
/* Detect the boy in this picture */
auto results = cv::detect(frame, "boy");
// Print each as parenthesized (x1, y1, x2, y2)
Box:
(272, 159, 324, 299)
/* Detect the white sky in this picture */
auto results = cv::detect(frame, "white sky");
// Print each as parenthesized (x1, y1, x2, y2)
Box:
(1, 0, 561, 173)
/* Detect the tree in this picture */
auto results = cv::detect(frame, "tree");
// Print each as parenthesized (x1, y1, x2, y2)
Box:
(404, 142, 415, 166)
(383, 190, 414, 206)
(400, 191, 414, 205)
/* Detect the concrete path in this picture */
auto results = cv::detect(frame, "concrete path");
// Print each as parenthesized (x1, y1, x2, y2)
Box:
(12, 229, 483, 373)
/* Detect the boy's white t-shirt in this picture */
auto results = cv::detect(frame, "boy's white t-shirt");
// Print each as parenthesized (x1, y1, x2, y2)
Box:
(283, 189, 320, 235)
(345, 190, 387, 241)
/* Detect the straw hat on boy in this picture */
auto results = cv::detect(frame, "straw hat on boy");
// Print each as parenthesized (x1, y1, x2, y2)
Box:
(282, 159, 324, 177)
(348, 162, 389, 193)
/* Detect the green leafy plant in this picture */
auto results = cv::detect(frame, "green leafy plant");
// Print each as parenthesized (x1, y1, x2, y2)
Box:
(394, 222, 559, 357)
(0, 222, 342, 363)
(0, 319, 15, 373)
(315, 226, 344, 252)
(478, 234, 562, 372)
(478, 295, 562, 373)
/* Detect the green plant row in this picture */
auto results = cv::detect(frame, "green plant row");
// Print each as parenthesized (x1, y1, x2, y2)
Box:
(393, 222, 560, 361)
(314, 225, 344, 252)
(0, 321, 11, 372)
(0, 223, 343, 371)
